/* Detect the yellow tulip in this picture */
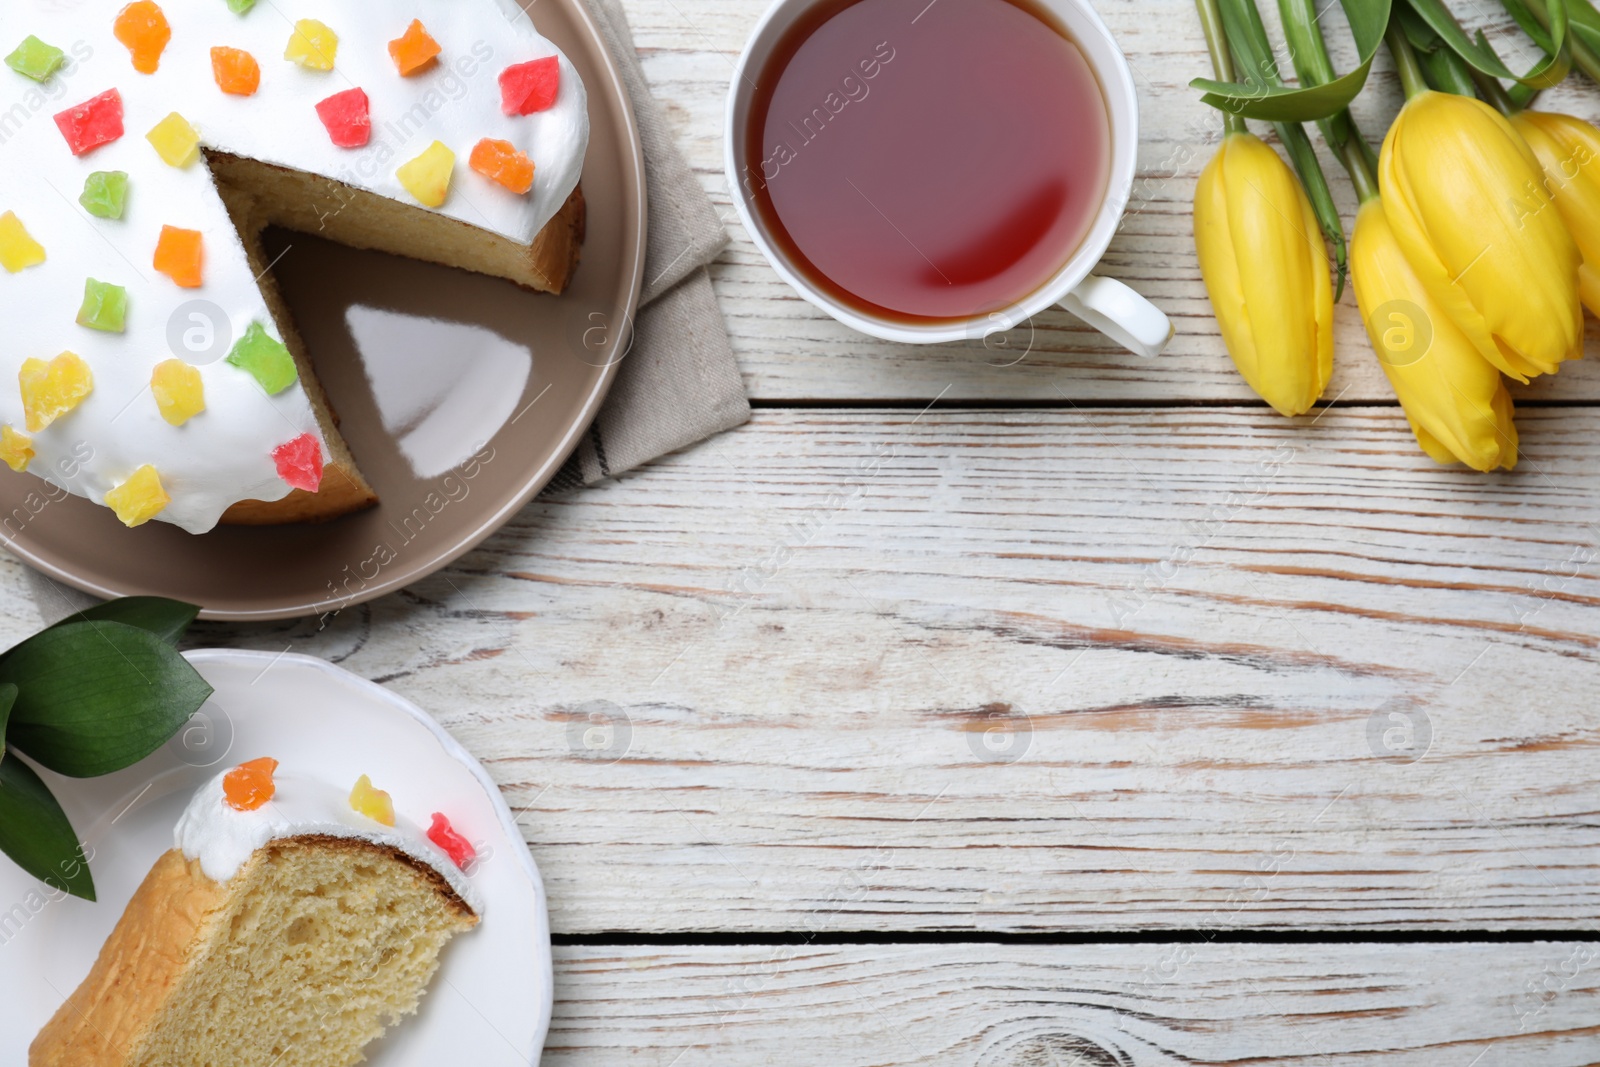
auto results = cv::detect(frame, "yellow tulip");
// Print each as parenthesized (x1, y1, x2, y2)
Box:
(1509, 109, 1600, 318)
(1194, 131, 1333, 417)
(1351, 199, 1517, 472)
(1379, 91, 1583, 383)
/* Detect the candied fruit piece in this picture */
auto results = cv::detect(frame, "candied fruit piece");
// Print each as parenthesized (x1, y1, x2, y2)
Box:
(0, 426, 35, 473)
(6, 36, 67, 83)
(272, 432, 323, 492)
(427, 813, 477, 869)
(19, 352, 93, 432)
(114, 1, 171, 74)
(285, 19, 338, 71)
(79, 171, 129, 219)
(388, 20, 441, 77)
(226, 321, 297, 394)
(211, 46, 260, 95)
(397, 141, 455, 208)
(147, 112, 200, 167)
(226, 0, 256, 13)
(349, 774, 395, 826)
(105, 465, 169, 527)
(314, 87, 370, 148)
(55, 89, 125, 156)
(77, 278, 128, 333)
(499, 57, 560, 116)
(151, 359, 205, 425)
(469, 138, 535, 195)
(223, 757, 278, 811)
(153, 225, 204, 288)
(0, 212, 46, 273)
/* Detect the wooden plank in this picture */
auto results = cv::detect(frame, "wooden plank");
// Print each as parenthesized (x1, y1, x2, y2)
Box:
(622, 0, 1600, 402)
(3, 408, 1596, 932)
(546, 943, 1600, 1065)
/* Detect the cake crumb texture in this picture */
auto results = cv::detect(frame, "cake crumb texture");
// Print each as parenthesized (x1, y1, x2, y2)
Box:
(30, 837, 477, 1067)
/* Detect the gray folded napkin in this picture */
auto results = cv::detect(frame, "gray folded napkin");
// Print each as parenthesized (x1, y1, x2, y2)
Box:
(25, 0, 749, 622)
(549, 0, 749, 489)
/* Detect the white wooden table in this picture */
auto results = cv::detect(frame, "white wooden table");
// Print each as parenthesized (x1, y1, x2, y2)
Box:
(7, 1, 1600, 1061)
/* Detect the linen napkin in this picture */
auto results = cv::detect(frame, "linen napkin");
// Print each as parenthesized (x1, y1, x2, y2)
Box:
(26, 0, 749, 622)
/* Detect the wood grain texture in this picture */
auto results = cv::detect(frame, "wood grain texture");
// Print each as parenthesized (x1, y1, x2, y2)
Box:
(2, 409, 1585, 933)
(546, 943, 1600, 1065)
(627, 0, 1600, 402)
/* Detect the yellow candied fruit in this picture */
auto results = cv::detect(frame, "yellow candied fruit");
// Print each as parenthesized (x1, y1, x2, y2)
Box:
(0, 426, 34, 473)
(396, 141, 454, 208)
(147, 112, 200, 168)
(0, 211, 46, 274)
(104, 464, 169, 527)
(349, 774, 395, 826)
(20, 352, 94, 433)
(151, 359, 205, 425)
(284, 19, 338, 71)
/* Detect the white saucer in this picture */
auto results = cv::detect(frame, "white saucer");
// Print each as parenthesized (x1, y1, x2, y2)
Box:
(0, 649, 552, 1066)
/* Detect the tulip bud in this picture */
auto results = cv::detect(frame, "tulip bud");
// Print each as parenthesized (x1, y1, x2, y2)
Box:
(1379, 91, 1583, 383)
(1509, 109, 1600, 318)
(1194, 131, 1333, 417)
(1351, 200, 1517, 472)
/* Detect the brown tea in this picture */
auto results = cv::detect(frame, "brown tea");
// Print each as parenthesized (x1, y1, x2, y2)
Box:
(742, 0, 1111, 323)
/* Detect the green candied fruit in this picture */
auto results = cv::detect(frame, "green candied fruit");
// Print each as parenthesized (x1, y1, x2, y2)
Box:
(5, 36, 66, 83)
(226, 321, 298, 395)
(79, 171, 129, 220)
(226, 0, 257, 13)
(76, 278, 128, 333)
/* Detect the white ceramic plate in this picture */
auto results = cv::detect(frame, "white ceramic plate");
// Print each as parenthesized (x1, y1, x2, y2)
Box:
(0, 649, 552, 1066)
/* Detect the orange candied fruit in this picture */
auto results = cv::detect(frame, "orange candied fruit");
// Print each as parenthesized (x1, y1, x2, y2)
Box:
(388, 19, 441, 77)
(211, 46, 261, 96)
(153, 225, 204, 288)
(469, 138, 535, 195)
(223, 757, 279, 811)
(113, 0, 172, 75)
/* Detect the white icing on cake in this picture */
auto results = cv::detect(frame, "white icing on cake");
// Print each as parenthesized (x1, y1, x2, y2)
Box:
(175, 768, 484, 915)
(0, 0, 588, 533)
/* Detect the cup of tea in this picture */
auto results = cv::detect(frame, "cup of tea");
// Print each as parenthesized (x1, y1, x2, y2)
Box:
(726, 0, 1172, 357)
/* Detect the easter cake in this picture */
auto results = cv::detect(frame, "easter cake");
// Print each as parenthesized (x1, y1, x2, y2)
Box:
(0, 0, 589, 534)
(29, 759, 484, 1067)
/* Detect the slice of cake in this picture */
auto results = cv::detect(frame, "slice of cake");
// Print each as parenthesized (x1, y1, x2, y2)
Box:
(0, 1, 589, 533)
(30, 759, 484, 1067)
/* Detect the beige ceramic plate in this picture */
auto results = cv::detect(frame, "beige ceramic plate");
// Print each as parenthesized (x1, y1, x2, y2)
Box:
(2, 1, 646, 621)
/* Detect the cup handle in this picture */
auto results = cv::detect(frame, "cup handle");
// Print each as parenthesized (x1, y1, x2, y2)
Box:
(1058, 274, 1174, 359)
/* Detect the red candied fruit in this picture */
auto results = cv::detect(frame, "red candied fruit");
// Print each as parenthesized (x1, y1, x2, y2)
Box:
(55, 89, 125, 156)
(498, 57, 560, 116)
(427, 813, 477, 869)
(272, 432, 324, 492)
(314, 87, 370, 148)
(223, 757, 278, 812)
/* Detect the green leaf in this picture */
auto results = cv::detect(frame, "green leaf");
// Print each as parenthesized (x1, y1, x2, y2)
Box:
(45, 597, 200, 648)
(1403, 0, 1571, 88)
(1503, 0, 1557, 51)
(1, 621, 212, 777)
(0, 748, 94, 901)
(1192, 0, 1392, 122)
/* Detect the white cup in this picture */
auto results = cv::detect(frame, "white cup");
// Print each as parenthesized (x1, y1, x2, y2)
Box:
(724, 0, 1173, 357)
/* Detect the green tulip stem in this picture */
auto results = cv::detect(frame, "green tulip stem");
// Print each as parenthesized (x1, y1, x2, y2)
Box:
(1337, 134, 1381, 203)
(1470, 68, 1519, 113)
(1386, 19, 1432, 99)
(1195, 0, 1247, 132)
(1277, 0, 1380, 203)
(1520, 0, 1600, 85)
